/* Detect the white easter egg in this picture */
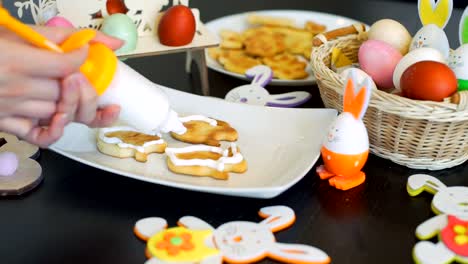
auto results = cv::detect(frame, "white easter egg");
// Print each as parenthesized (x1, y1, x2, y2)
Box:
(340, 68, 377, 91)
(368, 19, 412, 55)
(393, 47, 446, 91)
(410, 24, 450, 58)
(0, 152, 19, 176)
(448, 44, 468, 80)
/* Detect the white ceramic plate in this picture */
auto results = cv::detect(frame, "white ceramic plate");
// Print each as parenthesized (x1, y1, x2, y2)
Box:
(50, 87, 337, 199)
(204, 9, 365, 86)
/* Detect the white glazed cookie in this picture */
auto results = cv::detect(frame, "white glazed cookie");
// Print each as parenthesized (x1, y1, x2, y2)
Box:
(97, 126, 167, 162)
(165, 143, 247, 180)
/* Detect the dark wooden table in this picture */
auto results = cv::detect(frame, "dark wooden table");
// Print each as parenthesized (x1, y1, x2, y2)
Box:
(1, 1, 467, 263)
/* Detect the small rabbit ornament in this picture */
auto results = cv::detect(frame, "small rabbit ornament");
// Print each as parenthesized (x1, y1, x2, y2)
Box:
(448, 5, 468, 91)
(407, 174, 468, 264)
(410, 0, 452, 58)
(134, 206, 330, 264)
(316, 68, 373, 191)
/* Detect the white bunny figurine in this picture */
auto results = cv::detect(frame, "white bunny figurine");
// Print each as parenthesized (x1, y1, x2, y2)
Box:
(448, 5, 468, 91)
(407, 174, 468, 264)
(134, 206, 330, 264)
(316, 68, 373, 191)
(410, 0, 453, 58)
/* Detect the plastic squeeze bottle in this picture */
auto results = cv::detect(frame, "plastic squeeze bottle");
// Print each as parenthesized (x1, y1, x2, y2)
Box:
(61, 30, 187, 135)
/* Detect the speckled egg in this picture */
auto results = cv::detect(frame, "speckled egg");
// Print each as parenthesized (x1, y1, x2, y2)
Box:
(0, 152, 18, 176)
(358, 40, 403, 90)
(45, 16, 74, 28)
(368, 19, 412, 55)
(392, 47, 446, 91)
(101, 14, 138, 55)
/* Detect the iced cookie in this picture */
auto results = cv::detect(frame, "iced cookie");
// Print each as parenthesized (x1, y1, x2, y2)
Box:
(97, 126, 167, 162)
(165, 143, 247, 180)
(170, 115, 238, 147)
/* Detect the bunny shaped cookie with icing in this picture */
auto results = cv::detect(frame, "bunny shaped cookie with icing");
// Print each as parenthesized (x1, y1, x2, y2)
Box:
(410, 0, 452, 58)
(407, 174, 468, 264)
(448, 5, 468, 91)
(134, 206, 330, 264)
(316, 68, 373, 191)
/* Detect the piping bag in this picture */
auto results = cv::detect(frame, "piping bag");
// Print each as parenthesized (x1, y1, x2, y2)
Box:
(0, 8, 186, 135)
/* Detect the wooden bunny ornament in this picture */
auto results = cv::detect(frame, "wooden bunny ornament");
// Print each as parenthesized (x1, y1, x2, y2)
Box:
(407, 174, 468, 264)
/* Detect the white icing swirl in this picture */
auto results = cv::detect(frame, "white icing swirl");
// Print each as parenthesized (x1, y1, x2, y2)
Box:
(98, 126, 165, 153)
(165, 143, 243, 171)
(159, 109, 187, 135)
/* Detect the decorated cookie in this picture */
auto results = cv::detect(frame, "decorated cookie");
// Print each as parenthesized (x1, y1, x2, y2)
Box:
(165, 143, 247, 180)
(97, 126, 167, 162)
(0, 132, 42, 196)
(134, 206, 330, 264)
(316, 69, 373, 190)
(134, 217, 221, 264)
(170, 115, 238, 147)
(407, 174, 468, 264)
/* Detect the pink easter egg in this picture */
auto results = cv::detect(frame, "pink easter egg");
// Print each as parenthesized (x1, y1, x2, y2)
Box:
(358, 40, 403, 90)
(0, 152, 19, 176)
(45, 16, 74, 28)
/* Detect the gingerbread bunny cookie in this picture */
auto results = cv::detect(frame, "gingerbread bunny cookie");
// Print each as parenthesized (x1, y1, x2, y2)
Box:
(407, 174, 468, 264)
(316, 68, 373, 190)
(0, 132, 42, 196)
(410, 0, 452, 58)
(134, 206, 330, 264)
(170, 115, 238, 147)
(165, 143, 247, 180)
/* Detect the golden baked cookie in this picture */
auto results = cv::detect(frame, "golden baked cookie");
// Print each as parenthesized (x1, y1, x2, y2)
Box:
(217, 49, 262, 75)
(219, 29, 244, 49)
(267, 27, 314, 58)
(97, 127, 167, 162)
(170, 115, 238, 147)
(243, 31, 286, 57)
(246, 13, 297, 28)
(165, 143, 247, 180)
(304, 20, 327, 34)
(262, 53, 309, 80)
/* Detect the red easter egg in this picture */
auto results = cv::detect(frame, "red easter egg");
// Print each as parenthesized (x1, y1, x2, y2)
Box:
(158, 5, 196, 46)
(400, 61, 457, 101)
(106, 0, 128, 15)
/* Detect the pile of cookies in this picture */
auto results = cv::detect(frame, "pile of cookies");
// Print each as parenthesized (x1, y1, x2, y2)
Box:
(96, 115, 247, 180)
(208, 13, 327, 80)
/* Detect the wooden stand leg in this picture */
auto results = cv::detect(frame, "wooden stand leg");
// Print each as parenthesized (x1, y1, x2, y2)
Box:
(186, 49, 210, 96)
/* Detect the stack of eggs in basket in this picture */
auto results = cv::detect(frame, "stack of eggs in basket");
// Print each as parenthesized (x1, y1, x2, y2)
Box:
(355, 18, 466, 102)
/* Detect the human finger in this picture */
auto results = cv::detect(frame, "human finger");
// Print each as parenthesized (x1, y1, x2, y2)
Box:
(0, 76, 60, 101)
(32, 26, 124, 51)
(88, 105, 120, 128)
(0, 39, 88, 78)
(75, 73, 98, 125)
(0, 99, 56, 119)
(24, 113, 68, 148)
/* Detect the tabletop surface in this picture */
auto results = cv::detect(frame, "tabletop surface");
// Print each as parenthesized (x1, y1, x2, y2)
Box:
(1, 1, 468, 264)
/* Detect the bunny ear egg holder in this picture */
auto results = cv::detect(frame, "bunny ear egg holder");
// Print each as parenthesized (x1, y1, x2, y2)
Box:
(407, 174, 468, 264)
(14, 0, 219, 96)
(0, 132, 42, 196)
(134, 206, 331, 264)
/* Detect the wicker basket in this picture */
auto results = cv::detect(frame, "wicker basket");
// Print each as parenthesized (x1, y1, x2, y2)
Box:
(311, 35, 468, 170)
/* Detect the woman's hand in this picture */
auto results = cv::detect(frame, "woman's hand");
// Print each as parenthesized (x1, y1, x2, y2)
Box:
(0, 26, 124, 147)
